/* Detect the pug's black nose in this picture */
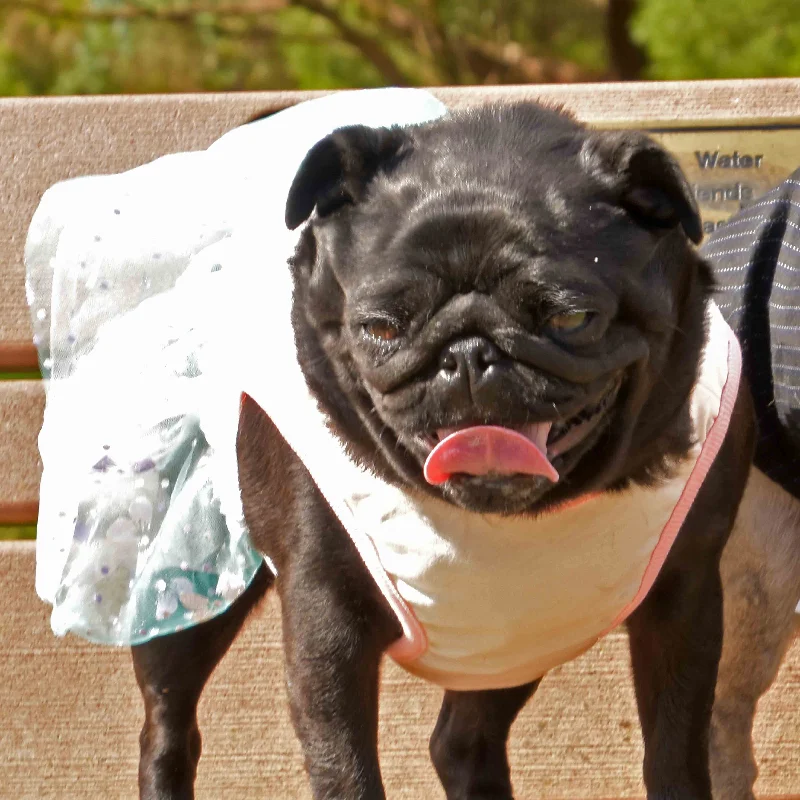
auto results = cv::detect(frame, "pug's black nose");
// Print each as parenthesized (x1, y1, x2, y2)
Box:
(438, 336, 502, 390)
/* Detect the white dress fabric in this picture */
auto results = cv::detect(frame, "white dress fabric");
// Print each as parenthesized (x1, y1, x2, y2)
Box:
(26, 88, 449, 645)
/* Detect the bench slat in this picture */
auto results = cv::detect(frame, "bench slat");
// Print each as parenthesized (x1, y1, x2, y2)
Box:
(0, 380, 42, 524)
(1, 541, 797, 799)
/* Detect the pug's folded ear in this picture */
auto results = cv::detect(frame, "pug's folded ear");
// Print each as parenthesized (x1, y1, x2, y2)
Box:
(580, 131, 703, 244)
(285, 125, 411, 230)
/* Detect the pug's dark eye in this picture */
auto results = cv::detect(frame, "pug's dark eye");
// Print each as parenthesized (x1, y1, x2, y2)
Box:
(547, 310, 591, 333)
(362, 320, 401, 342)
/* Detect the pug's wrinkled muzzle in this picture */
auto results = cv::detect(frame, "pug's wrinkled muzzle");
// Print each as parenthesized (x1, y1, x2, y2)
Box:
(360, 293, 648, 394)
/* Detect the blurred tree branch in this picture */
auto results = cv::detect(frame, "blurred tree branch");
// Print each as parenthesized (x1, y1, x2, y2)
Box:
(3, 0, 417, 84)
(461, 35, 595, 83)
(1, 0, 288, 53)
(1, 0, 793, 95)
(607, 0, 647, 79)
(2, 0, 284, 20)
(345, 0, 605, 83)
(286, 0, 413, 85)
(0, 0, 608, 86)
(0, 0, 613, 92)
(355, 0, 471, 83)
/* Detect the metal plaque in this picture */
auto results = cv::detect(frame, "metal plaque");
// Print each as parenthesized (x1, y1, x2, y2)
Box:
(645, 124, 800, 235)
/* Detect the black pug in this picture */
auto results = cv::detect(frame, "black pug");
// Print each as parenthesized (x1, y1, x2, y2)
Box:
(132, 102, 755, 800)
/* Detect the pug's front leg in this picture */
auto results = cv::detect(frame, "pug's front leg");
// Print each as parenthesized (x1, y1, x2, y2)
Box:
(430, 682, 539, 800)
(626, 558, 725, 800)
(278, 546, 401, 800)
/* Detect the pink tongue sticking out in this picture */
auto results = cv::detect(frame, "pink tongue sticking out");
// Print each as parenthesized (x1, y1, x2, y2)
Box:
(423, 424, 559, 486)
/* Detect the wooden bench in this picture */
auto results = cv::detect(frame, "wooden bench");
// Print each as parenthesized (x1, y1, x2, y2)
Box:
(1, 80, 798, 799)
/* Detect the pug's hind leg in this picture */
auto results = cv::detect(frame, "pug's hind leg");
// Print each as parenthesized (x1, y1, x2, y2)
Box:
(132, 564, 273, 800)
(711, 607, 796, 800)
(429, 682, 539, 800)
(710, 471, 800, 800)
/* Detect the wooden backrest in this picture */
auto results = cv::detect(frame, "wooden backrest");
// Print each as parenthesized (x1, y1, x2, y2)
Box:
(1, 81, 798, 799)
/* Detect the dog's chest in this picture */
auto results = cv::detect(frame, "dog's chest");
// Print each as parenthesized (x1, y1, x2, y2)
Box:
(241, 281, 738, 691)
(345, 469, 692, 691)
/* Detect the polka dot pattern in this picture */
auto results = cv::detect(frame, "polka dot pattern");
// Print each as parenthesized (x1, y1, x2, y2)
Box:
(23, 87, 450, 646)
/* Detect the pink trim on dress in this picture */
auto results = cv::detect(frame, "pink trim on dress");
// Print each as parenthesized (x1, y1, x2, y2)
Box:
(341, 523, 429, 663)
(601, 323, 742, 635)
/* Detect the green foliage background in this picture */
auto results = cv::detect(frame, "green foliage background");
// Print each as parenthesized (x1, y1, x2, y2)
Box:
(632, 0, 800, 79)
(0, 0, 795, 97)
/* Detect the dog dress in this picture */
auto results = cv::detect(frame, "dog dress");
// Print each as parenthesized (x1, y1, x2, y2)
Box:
(26, 88, 449, 645)
(236, 293, 740, 690)
(28, 89, 741, 690)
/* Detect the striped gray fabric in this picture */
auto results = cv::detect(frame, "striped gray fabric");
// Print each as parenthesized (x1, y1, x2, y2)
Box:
(701, 169, 800, 498)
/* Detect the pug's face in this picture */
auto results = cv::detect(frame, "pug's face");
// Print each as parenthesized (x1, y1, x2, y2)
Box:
(285, 103, 708, 515)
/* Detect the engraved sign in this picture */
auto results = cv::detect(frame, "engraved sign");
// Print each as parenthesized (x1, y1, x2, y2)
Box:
(645, 126, 800, 236)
